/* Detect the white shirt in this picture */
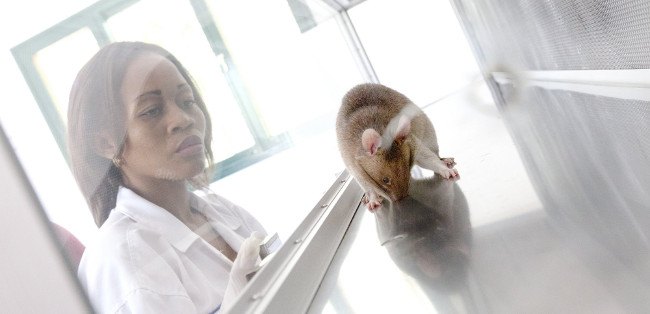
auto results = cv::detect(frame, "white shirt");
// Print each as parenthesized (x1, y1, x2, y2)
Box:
(77, 187, 267, 314)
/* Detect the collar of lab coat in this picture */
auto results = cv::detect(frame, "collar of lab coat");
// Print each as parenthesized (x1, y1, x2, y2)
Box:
(115, 186, 242, 252)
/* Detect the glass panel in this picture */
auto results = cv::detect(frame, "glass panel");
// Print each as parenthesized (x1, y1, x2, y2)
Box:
(205, 0, 361, 137)
(13, 0, 361, 256)
(203, 0, 363, 239)
(106, 0, 255, 162)
(33, 28, 99, 126)
(314, 80, 650, 313)
(313, 0, 650, 311)
(13, 0, 362, 256)
(7, 0, 650, 312)
(313, 81, 551, 313)
(348, 0, 481, 106)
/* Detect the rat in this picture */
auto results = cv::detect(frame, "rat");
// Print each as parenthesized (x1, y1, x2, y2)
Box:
(336, 83, 459, 211)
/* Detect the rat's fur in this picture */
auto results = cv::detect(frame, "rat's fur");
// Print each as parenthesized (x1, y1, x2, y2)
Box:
(336, 83, 458, 210)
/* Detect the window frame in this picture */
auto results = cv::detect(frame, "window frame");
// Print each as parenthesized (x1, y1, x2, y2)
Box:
(11, 0, 292, 180)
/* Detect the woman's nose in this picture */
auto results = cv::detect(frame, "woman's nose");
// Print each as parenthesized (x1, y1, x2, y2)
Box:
(167, 102, 194, 133)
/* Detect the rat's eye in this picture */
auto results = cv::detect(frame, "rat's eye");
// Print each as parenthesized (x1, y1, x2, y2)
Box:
(382, 177, 391, 185)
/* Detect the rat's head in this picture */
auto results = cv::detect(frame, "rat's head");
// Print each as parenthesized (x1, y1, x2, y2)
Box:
(357, 116, 414, 201)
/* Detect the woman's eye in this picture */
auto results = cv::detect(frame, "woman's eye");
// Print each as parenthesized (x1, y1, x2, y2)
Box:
(182, 100, 196, 108)
(382, 177, 391, 185)
(140, 106, 162, 118)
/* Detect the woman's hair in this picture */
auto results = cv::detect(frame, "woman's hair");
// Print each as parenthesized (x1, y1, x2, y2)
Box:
(67, 41, 214, 227)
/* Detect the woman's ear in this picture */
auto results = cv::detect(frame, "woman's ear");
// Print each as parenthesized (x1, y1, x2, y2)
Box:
(93, 133, 119, 159)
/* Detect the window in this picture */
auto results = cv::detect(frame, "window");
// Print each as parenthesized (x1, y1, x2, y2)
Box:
(105, 0, 257, 162)
(11, 0, 363, 241)
(33, 28, 98, 126)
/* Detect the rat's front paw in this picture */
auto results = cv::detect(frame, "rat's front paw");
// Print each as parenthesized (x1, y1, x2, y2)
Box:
(363, 191, 383, 212)
(441, 157, 456, 168)
(438, 167, 460, 180)
(367, 200, 382, 212)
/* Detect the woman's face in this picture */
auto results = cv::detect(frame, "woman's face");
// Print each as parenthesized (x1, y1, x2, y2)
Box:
(118, 52, 206, 185)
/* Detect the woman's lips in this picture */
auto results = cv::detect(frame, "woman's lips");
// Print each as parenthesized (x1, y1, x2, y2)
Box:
(176, 135, 203, 156)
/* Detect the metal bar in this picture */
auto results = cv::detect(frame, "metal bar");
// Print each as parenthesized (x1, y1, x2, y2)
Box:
(492, 70, 650, 102)
(228, 171, 364, 313)
(188, 0, 273, 149)
(334, 10, 379, 83)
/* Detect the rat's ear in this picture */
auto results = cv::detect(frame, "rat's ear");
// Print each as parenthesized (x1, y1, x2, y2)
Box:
(362, 128, 382, 155)
(395, 115, 411, 142)
(93, 132, 120, 159)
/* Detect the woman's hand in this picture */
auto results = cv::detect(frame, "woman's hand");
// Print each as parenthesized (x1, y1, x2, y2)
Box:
(220, 231, 265, 312)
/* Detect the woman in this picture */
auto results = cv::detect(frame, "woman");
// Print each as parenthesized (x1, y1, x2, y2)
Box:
(68, 42, 266, 313)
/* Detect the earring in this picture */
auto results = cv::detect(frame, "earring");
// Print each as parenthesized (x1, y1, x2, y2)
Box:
(112, 156, 123, 168)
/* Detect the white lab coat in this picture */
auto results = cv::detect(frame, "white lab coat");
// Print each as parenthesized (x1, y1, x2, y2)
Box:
(77, 186, 267, 314)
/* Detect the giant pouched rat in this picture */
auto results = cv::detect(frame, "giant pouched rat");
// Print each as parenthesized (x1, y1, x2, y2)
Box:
(336, 83, 459, 211)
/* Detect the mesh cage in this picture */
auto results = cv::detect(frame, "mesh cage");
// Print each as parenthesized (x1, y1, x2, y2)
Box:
(502, 86, 650, 253)
(455, 0, 650, 71)
(452, 0, 650, 284)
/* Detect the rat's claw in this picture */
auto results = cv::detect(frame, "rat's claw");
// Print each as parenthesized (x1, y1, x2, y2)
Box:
(441, 157, 456, 168)
(451, 168, 460, 181)
(439, 167, 460, 181)
(364, 191, 383, 212)
(367, 200, 382, 212)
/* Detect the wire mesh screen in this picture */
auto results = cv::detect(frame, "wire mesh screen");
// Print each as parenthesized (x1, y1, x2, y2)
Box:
(455, 0, 650, 70)
(452, 0, 650, 284)
(500, 86, 650, 256)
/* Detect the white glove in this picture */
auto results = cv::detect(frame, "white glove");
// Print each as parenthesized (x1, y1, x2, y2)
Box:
(220, 231, 264, 313)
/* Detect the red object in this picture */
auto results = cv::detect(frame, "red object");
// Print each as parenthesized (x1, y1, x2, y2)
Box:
(51, 223, 85, 271)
